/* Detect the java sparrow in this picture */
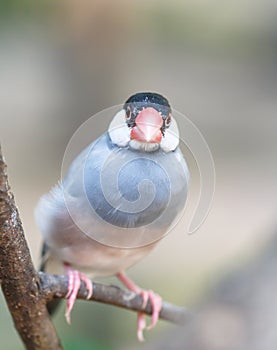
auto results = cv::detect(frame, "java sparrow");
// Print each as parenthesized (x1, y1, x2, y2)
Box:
(35, 92, 189, 341)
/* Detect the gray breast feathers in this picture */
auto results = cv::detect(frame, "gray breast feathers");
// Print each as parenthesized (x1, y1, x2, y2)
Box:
(44, 134, 189, 248)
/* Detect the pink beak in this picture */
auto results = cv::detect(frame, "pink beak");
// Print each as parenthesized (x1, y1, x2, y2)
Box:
(130, 107, 163, 143)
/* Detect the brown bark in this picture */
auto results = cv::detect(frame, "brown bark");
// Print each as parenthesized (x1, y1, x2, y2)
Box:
(0, 145, 63, 350)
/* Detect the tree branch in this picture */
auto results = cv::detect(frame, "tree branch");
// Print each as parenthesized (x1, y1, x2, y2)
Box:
(39, 272, 190, 326)
(0, 144, 190, 349)
(0, 144, 63, 350)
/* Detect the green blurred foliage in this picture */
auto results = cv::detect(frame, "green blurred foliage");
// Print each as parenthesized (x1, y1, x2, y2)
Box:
(139, 2, 268, 55)
(63, 337, 110, 350)
(0, 0, 53, 18)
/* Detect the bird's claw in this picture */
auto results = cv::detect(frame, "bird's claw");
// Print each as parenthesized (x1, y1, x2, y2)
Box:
(64, 265, 93, 324)
(116, 272, 162, 341)
(137, 289, 162, 341)
(137, 312, 147, 342)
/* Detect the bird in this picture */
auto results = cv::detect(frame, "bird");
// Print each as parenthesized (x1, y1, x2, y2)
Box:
(35, 92, 189, 341)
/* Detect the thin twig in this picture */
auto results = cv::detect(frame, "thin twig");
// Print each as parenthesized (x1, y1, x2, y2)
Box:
(39, 272, 191, 326)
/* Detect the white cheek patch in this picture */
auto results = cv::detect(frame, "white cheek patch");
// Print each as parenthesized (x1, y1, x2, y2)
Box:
(108, 109, 130, 147)
(160, 117, 179, 152)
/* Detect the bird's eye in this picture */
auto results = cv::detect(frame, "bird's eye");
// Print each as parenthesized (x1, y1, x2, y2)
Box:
(164, 115, 171, 127)
(125, 109, 132, 121)
(125, 108, 136, 127)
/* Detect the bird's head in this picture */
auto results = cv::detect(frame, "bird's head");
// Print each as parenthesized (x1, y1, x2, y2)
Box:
(109, 92, 179, 152)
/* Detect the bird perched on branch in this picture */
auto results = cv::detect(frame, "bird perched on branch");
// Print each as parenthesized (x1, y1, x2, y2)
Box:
(35, 92, 189, 341)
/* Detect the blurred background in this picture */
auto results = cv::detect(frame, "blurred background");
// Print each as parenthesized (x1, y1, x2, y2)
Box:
(0, 0, 277, 349)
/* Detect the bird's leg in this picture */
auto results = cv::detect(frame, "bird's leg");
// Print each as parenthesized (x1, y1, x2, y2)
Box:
(64, 263, 93, 324)
(116, 271, 162, 341)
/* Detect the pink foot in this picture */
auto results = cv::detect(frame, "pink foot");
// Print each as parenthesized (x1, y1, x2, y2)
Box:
(116, 271, 162, 341)
(64, 264, 93, 324)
